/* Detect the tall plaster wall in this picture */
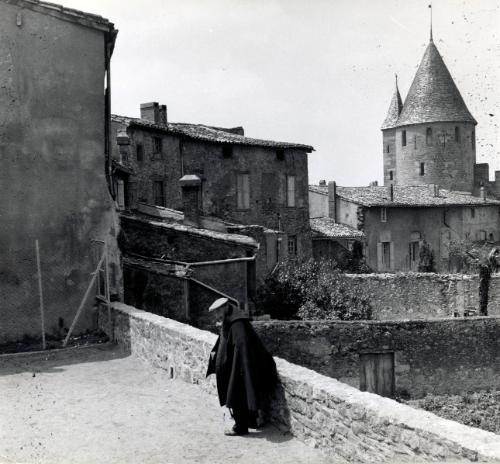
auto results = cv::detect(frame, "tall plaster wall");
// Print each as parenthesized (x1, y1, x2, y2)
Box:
(0, 3, 119, 343)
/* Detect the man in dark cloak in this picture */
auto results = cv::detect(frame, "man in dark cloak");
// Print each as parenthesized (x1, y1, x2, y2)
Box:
(206, 298, 278, 436)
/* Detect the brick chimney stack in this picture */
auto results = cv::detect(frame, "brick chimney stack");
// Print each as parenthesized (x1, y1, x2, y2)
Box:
(140, 102, 160, 123)
(159, 104, 167, 125)
(180, 175, 202, 227)
(328, 181, 337, 222)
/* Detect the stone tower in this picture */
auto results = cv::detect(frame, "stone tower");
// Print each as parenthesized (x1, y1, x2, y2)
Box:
(382, 35, 477, 191)
(381, 76, 403, 186)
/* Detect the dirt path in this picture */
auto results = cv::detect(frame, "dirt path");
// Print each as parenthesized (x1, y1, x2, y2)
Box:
(0, 344, 334, 464)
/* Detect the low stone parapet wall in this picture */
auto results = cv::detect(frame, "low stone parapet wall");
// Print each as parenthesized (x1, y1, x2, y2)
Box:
(99, 303, 500, 463)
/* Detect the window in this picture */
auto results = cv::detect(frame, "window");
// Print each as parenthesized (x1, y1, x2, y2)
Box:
(382, 242, 391, 268)
(471, 129, 476, 149)
(420, 162, 425, 176)
(426, 127, 432, 146)
(287, 235, 297, 256)
(455, 126, 460, 143)
(402, 130, 406, 147)
(286, 175, 296, 207)
(489, 233, 494, 241)
(386, 145, 390, 153)
(409, 241, 420, 264)
(153, 136, 162, 156)
(389, 171, 393, 181)
(136, 143, 144, 162)
(222, 145, 233, 158)
(380, 207, 387, 222)
(276, 149, 285, 161)
(153, 180, 165, 207)
(470, 208, 475, 219)
(237, 173, 250, 209)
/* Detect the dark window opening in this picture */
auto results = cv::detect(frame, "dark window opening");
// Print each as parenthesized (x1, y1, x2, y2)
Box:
(389, 170, 393, 181)
(276, 149, 285, 161)
(136, 143, 144, 162)
(402, 130, 406, 147)
(222, 145, 233, 158)
(287, 235, 297, 256)
(153, 137, 162, 155)
(420, 162, 425, 176)
(153, 180, 165, 207)
(470, 208, 475, 219)
(455, 126, 460, 143)
(386, 145, 390, 153)
(426, 127, 432, 146)
(489, 233, 494, 241)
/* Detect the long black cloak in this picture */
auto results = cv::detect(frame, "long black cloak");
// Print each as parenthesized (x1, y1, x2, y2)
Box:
(206, 314, 277, 411)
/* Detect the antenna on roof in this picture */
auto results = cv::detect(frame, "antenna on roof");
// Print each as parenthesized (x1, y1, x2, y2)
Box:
(428, 3, 433, 42)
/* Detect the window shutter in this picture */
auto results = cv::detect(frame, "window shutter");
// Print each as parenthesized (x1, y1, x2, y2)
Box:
(377, 243, 383, 271)
(389, 242, 395, 270)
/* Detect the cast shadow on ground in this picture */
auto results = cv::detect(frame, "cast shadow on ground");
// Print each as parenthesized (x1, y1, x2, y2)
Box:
(0, 342, 131, 377)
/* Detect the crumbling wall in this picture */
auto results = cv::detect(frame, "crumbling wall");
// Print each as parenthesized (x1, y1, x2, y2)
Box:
(343, 273, 500, 319)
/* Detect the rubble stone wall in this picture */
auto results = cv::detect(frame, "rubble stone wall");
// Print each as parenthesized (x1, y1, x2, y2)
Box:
(99, 303, 500, 463)
(343, 273, 500, 319)
(254, 317, 500, 399)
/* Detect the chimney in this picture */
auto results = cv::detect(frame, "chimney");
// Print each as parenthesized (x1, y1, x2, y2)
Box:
(180, 175, 202, 227)
(480, 186, 487, 201)
(428, 184, 439, 197)
(159, 104, 167, 125)
(328, 181, 337, 222)
(140, 102, 160, 123)
(369, 180, 379, 187)
(319, 180, 326, 187)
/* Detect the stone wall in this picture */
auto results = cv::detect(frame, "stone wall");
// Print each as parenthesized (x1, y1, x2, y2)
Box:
(343, 273, 500, 319)
(254, 317, 500, 399)
(99, 303, 500, 463)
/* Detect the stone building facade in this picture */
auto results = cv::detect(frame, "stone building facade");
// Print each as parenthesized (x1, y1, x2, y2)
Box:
(111, 103, 314, 261)
(0, 0, 119, 344)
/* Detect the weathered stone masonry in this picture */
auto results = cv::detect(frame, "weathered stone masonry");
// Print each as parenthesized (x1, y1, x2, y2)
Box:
(99, 303, 500, 463)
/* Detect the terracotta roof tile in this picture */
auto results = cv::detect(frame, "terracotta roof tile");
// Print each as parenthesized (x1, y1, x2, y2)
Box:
(396, 41, 476, 127)
(112, 115, 314, 152)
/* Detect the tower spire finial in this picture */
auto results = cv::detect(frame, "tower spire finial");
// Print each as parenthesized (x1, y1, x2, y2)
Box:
(429, 3, 433, 42)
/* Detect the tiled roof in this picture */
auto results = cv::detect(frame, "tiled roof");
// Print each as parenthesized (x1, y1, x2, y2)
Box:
(381, 84, 403, 130)
(396, 41, 476, 127)
(310, 218, 365, 239)
(111, 115, 314, 152)
(10, 0, 115, 31)
(309, 184, 328, 195)
(309, 185, 500, 207)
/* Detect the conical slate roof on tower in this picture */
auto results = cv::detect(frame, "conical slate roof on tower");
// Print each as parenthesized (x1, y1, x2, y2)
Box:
(381, 78, 403, 129)
(396, 39, 477, 127)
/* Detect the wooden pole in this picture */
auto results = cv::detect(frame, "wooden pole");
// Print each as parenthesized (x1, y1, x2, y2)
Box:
(63, 252, 106, 347)
(104, 241, 112, 340)
(35, 240, 46, 350)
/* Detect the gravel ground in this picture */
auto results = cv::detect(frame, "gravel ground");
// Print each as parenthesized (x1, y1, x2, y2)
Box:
(0, 344, 334, 464)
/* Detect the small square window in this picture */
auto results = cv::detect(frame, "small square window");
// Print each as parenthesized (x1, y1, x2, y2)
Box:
(222, 145, 233, 158)
(276, 149, 285, 161)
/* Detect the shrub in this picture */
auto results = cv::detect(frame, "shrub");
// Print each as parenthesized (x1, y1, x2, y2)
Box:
(254, 258, 372, 321)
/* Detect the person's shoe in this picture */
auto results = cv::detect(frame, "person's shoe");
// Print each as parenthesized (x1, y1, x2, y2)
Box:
(224, 425, 248, 436)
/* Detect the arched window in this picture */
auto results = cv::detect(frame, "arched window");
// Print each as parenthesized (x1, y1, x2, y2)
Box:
(455, 126, 460, 143)
(426, 127, 432, 146)
(402, 130, 407, 147)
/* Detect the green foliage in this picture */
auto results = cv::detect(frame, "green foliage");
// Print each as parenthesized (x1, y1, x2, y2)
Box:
(417, 240, 435, 272)
(254, 258, 372, 321)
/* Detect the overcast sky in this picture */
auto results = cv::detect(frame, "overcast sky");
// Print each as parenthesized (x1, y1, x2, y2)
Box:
(64, 0, 499, 186)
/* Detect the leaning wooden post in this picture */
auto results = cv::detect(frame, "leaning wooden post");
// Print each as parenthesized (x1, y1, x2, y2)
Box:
(35, 240, 46, 350)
